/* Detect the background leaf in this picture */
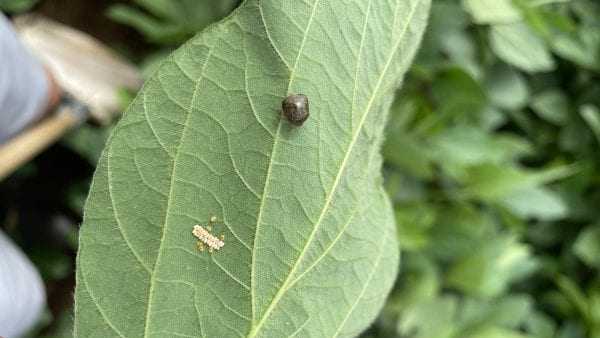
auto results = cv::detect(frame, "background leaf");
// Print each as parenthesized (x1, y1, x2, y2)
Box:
(531, 89, 569, 125)
(462, 0, 521, 24)
(490, 22, 555, 73)
(485, 64, 530, 111)
(107, 0, 240, 44)
(73, 0, 431, 337)
(0, 0, 38, 13)
(573, 225, 600, 269)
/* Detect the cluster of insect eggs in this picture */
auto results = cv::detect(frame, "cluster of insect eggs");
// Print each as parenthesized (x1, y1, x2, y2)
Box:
(192, 224, 224, 252)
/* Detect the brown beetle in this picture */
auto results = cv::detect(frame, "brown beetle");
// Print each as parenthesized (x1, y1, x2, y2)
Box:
(282, 94, 309, 126)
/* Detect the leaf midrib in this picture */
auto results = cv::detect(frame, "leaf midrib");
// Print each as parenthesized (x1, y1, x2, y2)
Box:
(249, 0, 322, 328)
(247, 1, 420, 337)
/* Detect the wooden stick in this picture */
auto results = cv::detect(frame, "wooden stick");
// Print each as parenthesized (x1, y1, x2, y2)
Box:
(0, 106, 81, 181)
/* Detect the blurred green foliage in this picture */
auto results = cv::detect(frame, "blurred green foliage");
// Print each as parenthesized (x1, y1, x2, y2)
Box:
(0, 0, 38, 13)
(107, 0, 239, 44)
(106, 0, 240, 77)
(371, 0, 600, 337)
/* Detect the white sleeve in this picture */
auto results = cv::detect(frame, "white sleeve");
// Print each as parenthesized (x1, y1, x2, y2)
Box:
(0, 230, 46, 338)
(0, 12, 49, 144)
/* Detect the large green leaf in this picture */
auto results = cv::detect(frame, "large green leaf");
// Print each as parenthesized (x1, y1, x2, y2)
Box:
(73, 0, 431, 337)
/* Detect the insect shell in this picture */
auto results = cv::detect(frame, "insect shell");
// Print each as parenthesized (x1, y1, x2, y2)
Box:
(282, 94, 309, 126)
(192, 217, 225, 253)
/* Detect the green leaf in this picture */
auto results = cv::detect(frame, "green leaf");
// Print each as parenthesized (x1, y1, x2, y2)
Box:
(130, 0, 184, 21)
(108, 0, 240, 44)
(556, 321, 586, 338)
(556, 275, 590, 321)
(442, 30, 482, 79)
(462, 0, 522, 24)
(525, 311, 556, 338)
(485, 63, 530, 110)
(464, 327, 532, 338)
(579, 104, 600, 144)
(129, 0, 238, 24)
(490, 22, 556, 73)
(63, 125, 113, 166)
(461, 163, 576, 201)
(395, 203, 437, 251)
(394, 255, 440, 310)
(552, 27, 600, 71)
(590, 288, 600, 325)
(384, 132, 434, 179)
(431, 68, 487, 115)
(499, 186, 568, 221)
(384, 95, 435, 180)
(416, 2, 471, 72)
(447, 235, 538, 298)
(74, 0, 431, 337)
(397, 295, 458, 338)
(416, 67, 487, 133)
(531, 89, 570, 125)
(107, 4, 186, 44)
(0, 0, 38, 13)
(429, 126, 532, 168)
(427, 205, 497, 261)
(479, 106, 507, 131)
(573, 225, 600, 269)
(459, 295, 533, 330)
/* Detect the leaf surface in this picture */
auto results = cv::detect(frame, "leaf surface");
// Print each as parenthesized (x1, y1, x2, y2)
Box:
(462, 0, 521, 24)
(490, 22, 555, 73)
(74, 0, 430, 337)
